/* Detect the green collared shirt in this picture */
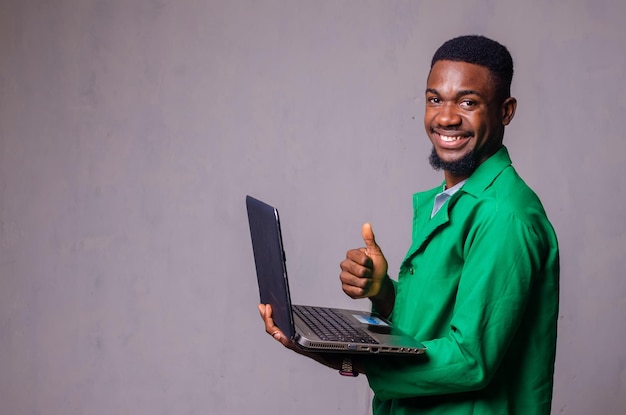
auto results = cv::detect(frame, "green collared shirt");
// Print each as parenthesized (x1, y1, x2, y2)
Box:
(365, 147, 559, 415)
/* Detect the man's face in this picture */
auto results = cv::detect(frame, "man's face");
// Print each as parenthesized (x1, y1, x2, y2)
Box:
(424, 60, 514, 177)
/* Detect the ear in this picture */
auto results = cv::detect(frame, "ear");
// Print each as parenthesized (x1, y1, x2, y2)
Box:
(501, 97, 517, 126)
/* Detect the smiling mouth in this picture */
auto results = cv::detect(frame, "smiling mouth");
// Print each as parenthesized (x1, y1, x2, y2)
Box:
(435, 131, 473, 143)
(440, 134, 466, 142)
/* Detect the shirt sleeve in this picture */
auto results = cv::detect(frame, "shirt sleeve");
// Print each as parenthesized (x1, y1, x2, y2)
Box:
(365, 209, 546, 400)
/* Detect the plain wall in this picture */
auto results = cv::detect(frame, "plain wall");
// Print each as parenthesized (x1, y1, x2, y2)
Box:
(1, 1, 625, 414)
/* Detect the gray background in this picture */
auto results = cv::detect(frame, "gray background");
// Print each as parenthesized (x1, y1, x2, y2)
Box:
(1, 1, 625, 414)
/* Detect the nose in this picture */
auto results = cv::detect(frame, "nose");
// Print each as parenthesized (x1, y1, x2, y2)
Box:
(435, 103, 462, 127)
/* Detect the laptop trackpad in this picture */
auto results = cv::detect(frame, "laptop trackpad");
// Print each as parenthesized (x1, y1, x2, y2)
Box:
(367, 324, 392, 335)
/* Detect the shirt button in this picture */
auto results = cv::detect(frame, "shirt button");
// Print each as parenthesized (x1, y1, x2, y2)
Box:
(409, 267, 414, 275)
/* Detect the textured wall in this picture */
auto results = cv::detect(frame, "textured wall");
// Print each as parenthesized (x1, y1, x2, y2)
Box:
(1, 1, 625, 414)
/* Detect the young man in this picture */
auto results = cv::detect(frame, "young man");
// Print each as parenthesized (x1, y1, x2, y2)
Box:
(260, 35, 559, 415)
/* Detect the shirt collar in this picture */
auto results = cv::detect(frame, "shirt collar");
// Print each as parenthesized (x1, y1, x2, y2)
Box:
(431, 179, 467, 218)
(460, 146, 513, 197)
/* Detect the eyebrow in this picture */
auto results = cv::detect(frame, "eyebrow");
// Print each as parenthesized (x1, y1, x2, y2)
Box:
(425, 88, 485, 98)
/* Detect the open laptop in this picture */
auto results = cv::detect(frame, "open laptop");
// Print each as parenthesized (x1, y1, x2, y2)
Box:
(246, 195, 426, 355)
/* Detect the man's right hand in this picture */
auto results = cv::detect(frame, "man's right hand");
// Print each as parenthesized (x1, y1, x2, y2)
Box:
(340, 223, 395, 317)
(339, 223, 389, 300)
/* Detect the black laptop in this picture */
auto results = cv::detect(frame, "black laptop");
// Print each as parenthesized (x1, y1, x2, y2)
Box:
(246, 195, 426, 355)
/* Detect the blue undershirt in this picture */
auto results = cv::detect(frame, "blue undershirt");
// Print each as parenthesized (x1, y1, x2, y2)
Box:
(431, 180, 467, 218)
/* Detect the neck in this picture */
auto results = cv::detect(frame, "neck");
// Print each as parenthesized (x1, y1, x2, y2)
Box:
(444, 171, 469, 189)
(442, 144, 502, 187)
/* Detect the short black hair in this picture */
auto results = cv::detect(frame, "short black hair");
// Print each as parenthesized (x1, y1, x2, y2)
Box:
(431, 35, 514, 99)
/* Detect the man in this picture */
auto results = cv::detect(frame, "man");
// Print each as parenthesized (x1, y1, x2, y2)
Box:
(260, 35, 559, 415)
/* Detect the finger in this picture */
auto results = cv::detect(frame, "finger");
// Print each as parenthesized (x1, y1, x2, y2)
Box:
(340, 270, 372, 298)
(258, 304, 275, 332)
(342, 282, 368, 299)
(343, 247, 374, 270)
(340, 273, 368, 291)
(362, 223, 382, 257)
(340, 257, 372, 278)
(258, 304, 277, 333)
(258, 304, 294, 347)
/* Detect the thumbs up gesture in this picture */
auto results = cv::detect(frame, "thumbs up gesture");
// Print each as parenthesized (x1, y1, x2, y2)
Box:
(340, 223, 389, 299)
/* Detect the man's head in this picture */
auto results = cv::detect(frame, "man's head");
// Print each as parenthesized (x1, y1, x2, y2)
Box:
(431, 35, 514, 103)
(425, 35, 517, 185)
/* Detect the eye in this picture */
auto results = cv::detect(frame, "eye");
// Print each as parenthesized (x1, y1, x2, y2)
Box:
(427, 96, 441, 105)
(460, 100, 476, 109)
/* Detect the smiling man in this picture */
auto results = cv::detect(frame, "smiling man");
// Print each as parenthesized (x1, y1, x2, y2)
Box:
(260, 35, 559, 415)
(425, 39, 517, 189)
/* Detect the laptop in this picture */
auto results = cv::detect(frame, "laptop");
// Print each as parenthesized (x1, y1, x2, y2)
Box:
(246, 195, 426, 355)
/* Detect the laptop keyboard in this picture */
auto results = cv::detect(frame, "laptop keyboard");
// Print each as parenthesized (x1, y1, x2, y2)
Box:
(293, 305, 379, 344)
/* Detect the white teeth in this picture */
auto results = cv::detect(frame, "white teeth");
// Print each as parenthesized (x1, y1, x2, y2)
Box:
(440, 135, 463, 142)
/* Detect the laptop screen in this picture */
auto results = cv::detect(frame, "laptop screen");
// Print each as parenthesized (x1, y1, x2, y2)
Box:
(246, 196, 295, 339)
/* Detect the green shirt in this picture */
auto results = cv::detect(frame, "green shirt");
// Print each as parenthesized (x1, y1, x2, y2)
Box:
(365, 147, 559, 415)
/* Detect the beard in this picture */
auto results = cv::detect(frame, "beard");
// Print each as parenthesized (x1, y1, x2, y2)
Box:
(428, 147, 479, 177)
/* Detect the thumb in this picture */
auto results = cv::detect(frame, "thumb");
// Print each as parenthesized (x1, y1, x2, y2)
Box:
(362, 223, 382, 257)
